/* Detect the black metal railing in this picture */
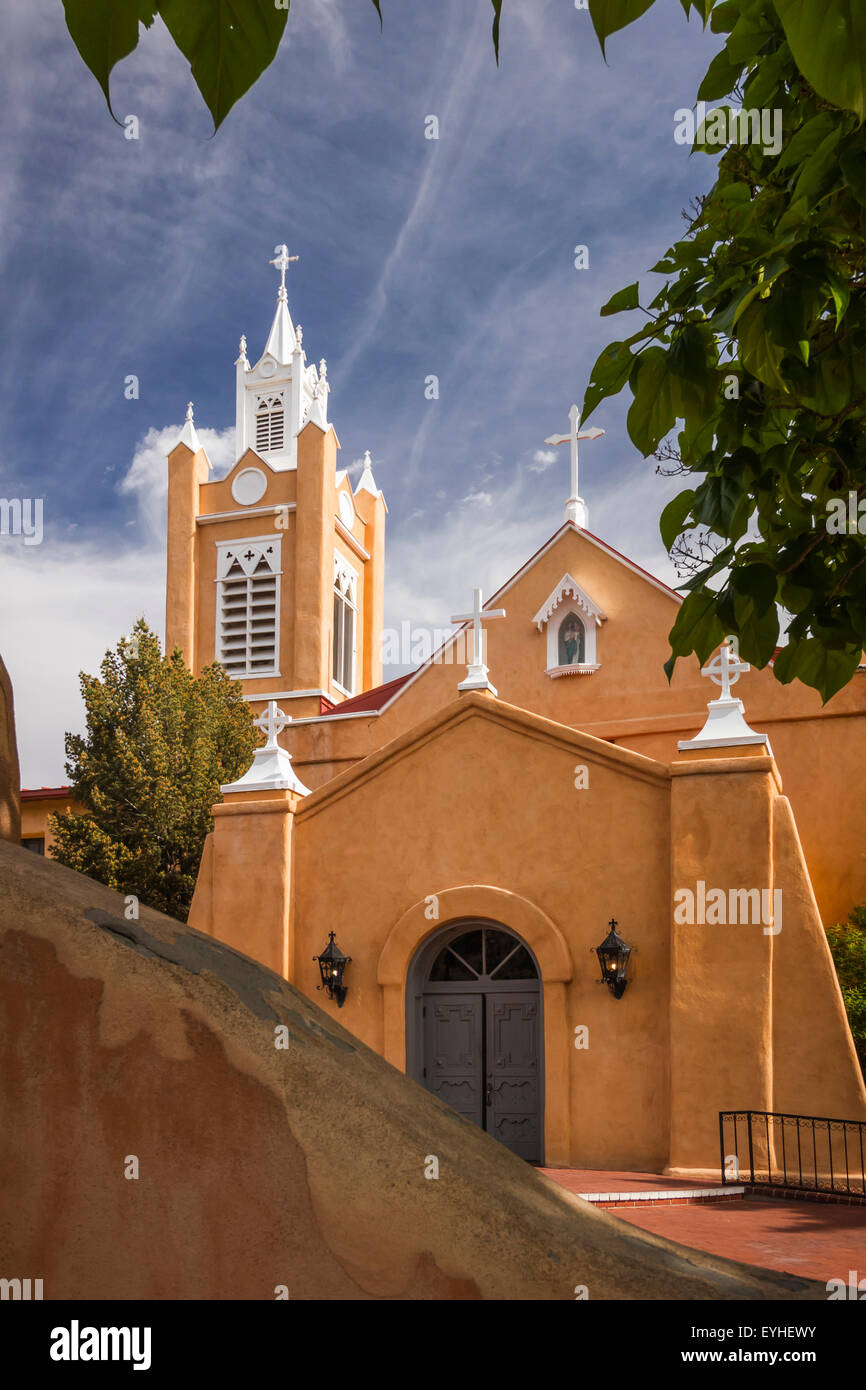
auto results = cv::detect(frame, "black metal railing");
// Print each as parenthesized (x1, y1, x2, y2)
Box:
(720, 1110, 866, 1198)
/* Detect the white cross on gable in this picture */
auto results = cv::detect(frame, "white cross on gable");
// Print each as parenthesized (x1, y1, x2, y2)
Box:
(254, 699, 293, 751)
(451, 586, 506, 695)
(702, 640, 749, 702)
(544, 403, 605, 527)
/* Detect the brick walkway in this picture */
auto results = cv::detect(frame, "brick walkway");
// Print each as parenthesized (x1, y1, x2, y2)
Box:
(541, 1169, 866, 1283)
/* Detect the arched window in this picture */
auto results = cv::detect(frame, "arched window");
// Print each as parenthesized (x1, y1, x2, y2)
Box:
(333, 555, 358, 694)
(557, 610, 585, 667)
(428, 927, 537, 983)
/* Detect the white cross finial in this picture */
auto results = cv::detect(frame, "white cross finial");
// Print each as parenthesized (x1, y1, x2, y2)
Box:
(677, 637, 769, 753)
(544, 404, 605, 527)
(362, 449, 372, 468)
(451, 586, 507, 696)
(269, 243, 299, 299)
(702, 639, 749, 702)
(185, 401, 194, 422)
(254, 699, 293, 752)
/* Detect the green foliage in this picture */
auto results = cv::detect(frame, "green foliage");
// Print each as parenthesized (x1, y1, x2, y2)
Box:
(48, 619, 258, 921)
(581, 0, 866, 701)
(826, 907, 866, 1076)
(61, 0, 377, 130)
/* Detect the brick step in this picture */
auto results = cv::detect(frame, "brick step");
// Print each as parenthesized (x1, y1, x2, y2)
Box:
(580, 1186, 745, 1209)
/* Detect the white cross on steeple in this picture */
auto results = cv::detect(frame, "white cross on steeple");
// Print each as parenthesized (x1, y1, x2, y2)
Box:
(544, 404, 605, 527)
(451, 586, 506, 696)
(254, 699, 293, 751)
(269, 243, 299, 299)
(702, 639, 749, 702)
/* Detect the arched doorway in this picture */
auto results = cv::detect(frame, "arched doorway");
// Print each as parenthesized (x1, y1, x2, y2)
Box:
(407, 921, 543, 1162)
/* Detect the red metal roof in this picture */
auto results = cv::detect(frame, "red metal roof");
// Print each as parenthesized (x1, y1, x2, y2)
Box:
(21, 786, 70, 801)
(319, 672, 413, 716)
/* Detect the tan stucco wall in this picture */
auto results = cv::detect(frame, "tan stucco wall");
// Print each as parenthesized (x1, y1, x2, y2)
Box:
(192, 691, 866, 1175)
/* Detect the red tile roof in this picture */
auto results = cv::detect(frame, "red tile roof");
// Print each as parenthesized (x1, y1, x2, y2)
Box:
(21, 786, 70, 801)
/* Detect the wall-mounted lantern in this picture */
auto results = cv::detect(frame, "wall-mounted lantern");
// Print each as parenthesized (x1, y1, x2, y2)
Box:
(313, 932, 351, 1007)
(594, 919, 631, 999)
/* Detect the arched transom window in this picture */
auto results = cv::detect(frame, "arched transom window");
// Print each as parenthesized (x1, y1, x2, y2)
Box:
(427, 927, 537, 984)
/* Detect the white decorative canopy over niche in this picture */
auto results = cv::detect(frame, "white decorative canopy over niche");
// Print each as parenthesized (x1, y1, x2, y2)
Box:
(532, 573, 606, 678)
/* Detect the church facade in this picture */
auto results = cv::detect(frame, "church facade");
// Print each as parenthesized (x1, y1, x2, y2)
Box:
(173, 252, 865, 1174)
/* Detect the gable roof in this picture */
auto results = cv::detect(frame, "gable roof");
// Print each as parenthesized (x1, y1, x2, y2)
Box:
(375, 521, 681, 716)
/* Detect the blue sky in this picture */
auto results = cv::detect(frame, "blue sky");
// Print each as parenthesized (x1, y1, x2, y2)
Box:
(0, 0, 724, 784)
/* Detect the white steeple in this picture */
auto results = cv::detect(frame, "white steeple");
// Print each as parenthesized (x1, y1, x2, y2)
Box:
(179, 401, 201, 453)
(233, 244, 326, 470)
(263, 244, 298, 363)
(355, 449, 379, 497)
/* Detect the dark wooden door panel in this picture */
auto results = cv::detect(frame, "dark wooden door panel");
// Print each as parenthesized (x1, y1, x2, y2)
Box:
(423, 994, 483, 1129)
(486, 994, 541, 1162)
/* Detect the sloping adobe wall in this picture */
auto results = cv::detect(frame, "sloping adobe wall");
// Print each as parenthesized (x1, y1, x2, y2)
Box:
(0, 841, 820, 1300)
(0, 657, 19, 843)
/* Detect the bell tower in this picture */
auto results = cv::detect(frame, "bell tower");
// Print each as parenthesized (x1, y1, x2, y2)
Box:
(165, 245, 386, 722)
(234, 244, 330, 470)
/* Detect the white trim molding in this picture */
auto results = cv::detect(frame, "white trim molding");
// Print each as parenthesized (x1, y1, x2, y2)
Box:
(546, 663, 601, 679)
(532, 573, 606, 631)
(532, 572, 606, 675)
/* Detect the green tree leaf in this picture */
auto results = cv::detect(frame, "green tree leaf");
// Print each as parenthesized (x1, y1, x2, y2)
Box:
(588, 0, 657, 57)
(600, 282, 640, 316)
(61, 0, 157, 119)
(158, 0, 289, 131)
(491, 0, 502, 62)
(773, 0, 866, 120)
(627, 346, 677, 455)
(772, 636, 862, 701)
(660, 489, 696, 550)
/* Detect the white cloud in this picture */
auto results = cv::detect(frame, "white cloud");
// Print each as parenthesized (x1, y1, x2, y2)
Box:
(530, 449, 558, 472)
(119, 423, 236, 543)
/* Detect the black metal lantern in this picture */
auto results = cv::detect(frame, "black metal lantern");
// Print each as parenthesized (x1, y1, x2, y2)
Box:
(314, 932, 351, 1007)
(594, 918, 631, 999)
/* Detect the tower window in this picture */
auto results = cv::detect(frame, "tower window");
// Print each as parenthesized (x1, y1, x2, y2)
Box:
(216, 538, 281, 678)
(255, 394, 285, 453)
(333, 555, 358, 694)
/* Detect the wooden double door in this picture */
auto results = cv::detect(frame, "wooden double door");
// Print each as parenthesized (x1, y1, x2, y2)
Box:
(422, 985, 542, 1161)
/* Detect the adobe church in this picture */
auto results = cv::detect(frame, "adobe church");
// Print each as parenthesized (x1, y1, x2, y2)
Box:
(170, 248, 866, 1174)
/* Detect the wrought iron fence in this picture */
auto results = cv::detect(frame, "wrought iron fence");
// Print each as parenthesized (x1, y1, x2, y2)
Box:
(720, 1110, 866, 1197)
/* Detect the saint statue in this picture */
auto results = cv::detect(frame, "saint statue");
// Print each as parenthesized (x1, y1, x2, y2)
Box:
(559, 613, 584, 666)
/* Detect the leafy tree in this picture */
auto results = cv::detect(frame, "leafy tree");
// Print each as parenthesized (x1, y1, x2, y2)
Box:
(49, 619, 258, 921)
(826, 909, 866, 1078)
(581, 0, 866, 700)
